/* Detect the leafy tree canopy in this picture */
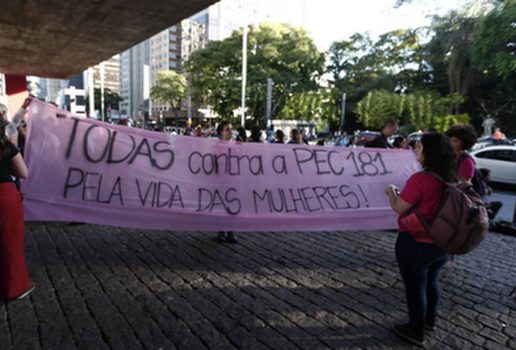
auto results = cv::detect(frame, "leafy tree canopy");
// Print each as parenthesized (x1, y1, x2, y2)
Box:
(86, 88, 123, 112)
(474, 0, 516, 78)
(150, 70, 187, 109)
(184, 22, 324, 125)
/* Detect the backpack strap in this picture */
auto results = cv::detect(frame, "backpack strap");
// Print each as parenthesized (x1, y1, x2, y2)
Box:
(457, 152, 472, 166)
(412, 171, 448, 227)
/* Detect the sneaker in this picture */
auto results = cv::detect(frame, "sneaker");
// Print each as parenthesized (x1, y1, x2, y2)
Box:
(445, 256, 455, 267)
(14, 282, 36, 300)
(425, 321, 437, 331)
(392, 323, 424, 347)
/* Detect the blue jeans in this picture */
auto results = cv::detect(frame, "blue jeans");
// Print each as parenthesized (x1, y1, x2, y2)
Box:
(395, 232, 450, 337)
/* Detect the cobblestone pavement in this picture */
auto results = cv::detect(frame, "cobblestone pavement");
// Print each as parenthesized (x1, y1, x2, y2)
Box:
(1, 222, 516, 350)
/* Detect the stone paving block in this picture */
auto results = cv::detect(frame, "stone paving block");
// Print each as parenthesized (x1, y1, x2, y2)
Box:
(2, 223, 516, 349)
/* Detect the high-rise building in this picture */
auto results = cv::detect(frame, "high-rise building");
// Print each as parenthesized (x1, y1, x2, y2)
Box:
(46, 79, 64, 105)
(149, 21, 207, 116)
(149, 24, 182, 114)
(85, 55, 120, 94)
(118, 0, 302, 123)
(119, 40, 150, 117)
(189, 0, 292, 41)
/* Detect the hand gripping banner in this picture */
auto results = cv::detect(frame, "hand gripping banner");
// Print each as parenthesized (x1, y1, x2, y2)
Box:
(22, 100, 421, 231)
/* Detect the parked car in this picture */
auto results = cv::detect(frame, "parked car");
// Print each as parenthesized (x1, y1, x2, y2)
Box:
(407, 131, 424, 142)
(471, 137, 514, 151)
(470, 146, 516, 185)
(354, 131, 380, 146)
(316, 131, 333, 140)
(388, 134, 405, 146)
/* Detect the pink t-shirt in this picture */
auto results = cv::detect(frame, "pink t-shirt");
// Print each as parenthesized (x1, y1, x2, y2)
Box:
(398, 173, 444, 243)
(458, 156, 475, 179)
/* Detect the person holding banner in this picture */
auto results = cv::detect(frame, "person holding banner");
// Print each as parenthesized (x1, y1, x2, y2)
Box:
(1, 98, 31, 146)
(384, 132, 457, 346)
(0, 116, 35, 300)
(215, 121, 239, 243)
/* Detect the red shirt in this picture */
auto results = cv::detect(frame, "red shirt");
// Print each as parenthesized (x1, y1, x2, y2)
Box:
(398, 173, 445, 243)
(458, 156, 475, 179)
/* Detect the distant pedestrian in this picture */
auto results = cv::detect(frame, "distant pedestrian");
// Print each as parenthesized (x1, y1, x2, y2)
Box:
(334, 129, 349, 147)
(288, 129, 303, 145)
(274, 130, 285, 144)
(236, 126, 247, 142)
(393, 136, 407, 149)
(347, 136, 358, 148)
(247, 125, 262, 143)
(492, 127, 505, 141)
(266, 130, 275, 143)
(478, 168, 503, 223)
(300, 129, 309, 145)
(316, 139, 325, 146)
(385, 132, 457, 346)
(215, 121, 238, 244)
(365, 119, 398, 148)
(195, 126, 205, 138)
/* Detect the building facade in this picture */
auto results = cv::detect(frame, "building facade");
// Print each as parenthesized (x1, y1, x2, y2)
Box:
(88, 55, 120, 94)
(119, 40, 150, 118)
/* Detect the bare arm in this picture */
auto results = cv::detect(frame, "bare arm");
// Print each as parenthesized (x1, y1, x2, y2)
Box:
(10, 153, 28, 178)
(385, 185, 413, 215)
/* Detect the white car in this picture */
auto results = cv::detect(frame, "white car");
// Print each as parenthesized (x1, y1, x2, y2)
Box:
(470, 146, 516, 185)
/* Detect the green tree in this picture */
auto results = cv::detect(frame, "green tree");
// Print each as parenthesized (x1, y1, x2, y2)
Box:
(279, 90, 338, 124)
(356, 89, 467, 132)
(474, 0, 516, 78)
(150, 71, 187, 118)
(86, 88, 124, 114)
(355, 90, 406, 129)
(185, 22, 324, 125)
(326, 29, 428, 132)
(424, 11, 477, 99)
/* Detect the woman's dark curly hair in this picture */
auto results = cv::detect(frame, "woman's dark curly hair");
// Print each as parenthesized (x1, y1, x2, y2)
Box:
(444, 124, 478, 151)
(420, 132, 458, 183)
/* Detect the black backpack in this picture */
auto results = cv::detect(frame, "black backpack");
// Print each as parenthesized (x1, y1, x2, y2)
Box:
(458, 153, 486, 197)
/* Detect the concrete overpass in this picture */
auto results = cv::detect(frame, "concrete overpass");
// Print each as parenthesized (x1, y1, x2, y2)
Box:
(0, 0, 219, 79)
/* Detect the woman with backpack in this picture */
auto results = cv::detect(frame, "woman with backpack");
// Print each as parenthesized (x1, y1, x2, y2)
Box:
(384, 132, 458, 346)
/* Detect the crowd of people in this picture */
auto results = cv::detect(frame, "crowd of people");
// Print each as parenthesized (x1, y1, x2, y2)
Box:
(0, 101, 508, 347)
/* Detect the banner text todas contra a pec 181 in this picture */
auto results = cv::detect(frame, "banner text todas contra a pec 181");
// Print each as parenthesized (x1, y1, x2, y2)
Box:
(22, 100, 421, 231)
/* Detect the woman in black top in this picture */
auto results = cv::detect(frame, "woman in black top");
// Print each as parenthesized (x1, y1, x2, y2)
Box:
(0, 120, 34, 300)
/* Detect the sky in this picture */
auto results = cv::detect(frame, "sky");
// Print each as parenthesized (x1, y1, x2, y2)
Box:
(259, 0, 472, 50)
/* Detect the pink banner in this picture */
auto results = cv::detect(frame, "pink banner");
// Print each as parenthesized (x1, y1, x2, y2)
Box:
(22, 100, 421, 231)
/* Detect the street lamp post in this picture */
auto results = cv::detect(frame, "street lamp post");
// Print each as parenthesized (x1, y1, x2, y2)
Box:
(340, 93, 346, 129)
(100, 62, 105, 122)
(241, 22, 248, 127)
